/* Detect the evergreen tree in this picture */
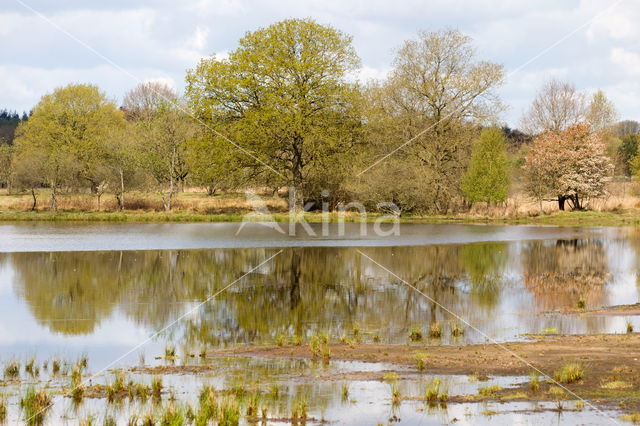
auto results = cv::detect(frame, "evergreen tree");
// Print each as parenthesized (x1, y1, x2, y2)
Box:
(461, 127, 509, 204)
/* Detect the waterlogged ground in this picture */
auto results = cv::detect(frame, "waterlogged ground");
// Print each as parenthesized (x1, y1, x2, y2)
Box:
(0, 222, 638, 424)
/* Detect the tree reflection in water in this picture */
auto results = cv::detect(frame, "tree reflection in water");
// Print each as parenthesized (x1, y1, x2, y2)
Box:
(1, 238, 618, 347)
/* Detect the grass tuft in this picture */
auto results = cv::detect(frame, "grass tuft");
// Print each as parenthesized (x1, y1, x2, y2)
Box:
(554, 363, 584, 384)
(429, 322, 442, 338)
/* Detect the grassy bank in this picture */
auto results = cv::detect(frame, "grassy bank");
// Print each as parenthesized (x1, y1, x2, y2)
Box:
(2, 189, 640, 226)
(1, 208, 640, 226)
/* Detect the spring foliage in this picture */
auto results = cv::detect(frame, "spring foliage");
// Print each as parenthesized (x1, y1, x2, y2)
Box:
(461, 127, 509, 204)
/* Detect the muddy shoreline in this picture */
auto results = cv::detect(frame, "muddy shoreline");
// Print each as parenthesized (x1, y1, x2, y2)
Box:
(211, 333, 640, 413)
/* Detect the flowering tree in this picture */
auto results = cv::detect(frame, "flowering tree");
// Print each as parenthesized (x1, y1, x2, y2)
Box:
(523, 123, 613, 211)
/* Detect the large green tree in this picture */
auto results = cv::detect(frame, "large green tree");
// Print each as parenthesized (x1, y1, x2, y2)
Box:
(461, 127, 509, 204)
(12, 84, 126, 210)
(186, 18, 362, 208)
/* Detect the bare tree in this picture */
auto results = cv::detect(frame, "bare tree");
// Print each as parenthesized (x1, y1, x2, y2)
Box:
(616, 120, 640, 136)
(521, 79, 587, 134)
(363, 29, 505, 213)
(587, 90, 618, 133)
(122, 81, 178, 122)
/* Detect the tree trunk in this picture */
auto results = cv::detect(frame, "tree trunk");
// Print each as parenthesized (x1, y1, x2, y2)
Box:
(30, 188, 37, 211)
(558, 195, 567, 211)
(50, 185, 58, 212)
(118, 169, 125, 211)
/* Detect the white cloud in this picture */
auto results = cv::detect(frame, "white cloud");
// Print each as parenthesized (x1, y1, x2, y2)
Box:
(186, 25, 210, 51)
(610, 48, 640, 75)
(2, 0, 640, 123)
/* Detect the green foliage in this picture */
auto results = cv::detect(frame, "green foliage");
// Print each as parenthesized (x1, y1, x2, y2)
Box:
(186, 18, 362, 206)
(12, 84, 126, 210)
(461, 127, 509, 204)
(618, 134, 639, 176)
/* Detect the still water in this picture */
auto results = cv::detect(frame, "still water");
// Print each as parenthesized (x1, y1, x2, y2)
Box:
(0, 222, 637, 424)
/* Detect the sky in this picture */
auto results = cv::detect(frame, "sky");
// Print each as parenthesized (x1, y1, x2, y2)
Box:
(1, 0, 639, 127)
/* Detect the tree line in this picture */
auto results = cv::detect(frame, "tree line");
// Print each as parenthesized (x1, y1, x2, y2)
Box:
(1, 18, 637, 214)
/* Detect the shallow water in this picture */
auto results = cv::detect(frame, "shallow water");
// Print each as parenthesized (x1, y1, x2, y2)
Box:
(0, 222, 637, 424)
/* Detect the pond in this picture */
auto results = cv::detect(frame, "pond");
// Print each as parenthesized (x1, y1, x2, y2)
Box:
(0, 222, 636, 424)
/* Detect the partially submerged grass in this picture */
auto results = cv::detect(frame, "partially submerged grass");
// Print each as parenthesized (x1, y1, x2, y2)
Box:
(622, 413, 640, 424)
(151, 376, 163, 398)
(554, 363, 584, 384)
(451, 322, 464, 337)
(408, 326, 423, 342)
(529, 371, 540, 392)
(383, 372, 399, 382)
(20, 387, 52, 425)
(429, 322, 442, 339)
(425, 378, 448, 402)
(478, 384, 502, 397)
(4, 361, 20, 379)
(415, 352, 428, 371)
(341, 383, 349, 402)
(69, 365, 85, 403)
(468, 372, 489, 382)
(0, 398, 6, 423)
(548, 386, 566, 399)
(291, 395, 308, 420)
(390, 383, 401, 405)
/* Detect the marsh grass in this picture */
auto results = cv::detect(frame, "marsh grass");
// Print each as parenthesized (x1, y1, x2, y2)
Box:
(548, 386, 566, 399)
(409, 326, 423, 342)
(621, 413, 640, 424)
(164, 346, 177, 360)
(151, 376, 163, 398)
(0, 398, 6, 423)
(601, 380, 632, 389)
(4, 361, 19, 379)
(451, 322, 464, 337)
(309, 335, 321, 358)
(161, 402, 186, 425)
(51, 359, 60, 376)
(341, 383, 349, 402)
(25, 358, 37, 376)
(69, 365, 85, 403)
(478, 384, 502, 396)
(425, 378, 447, 402)
(529, 371, 540, 392)
(390, 383, 401, 405)
(20, 387, 52, 425)
(268, 383, 280, 399)
(468, 372, 489, 382)
(275, 333, 287, 347)
(292, 395, 308, 419)
(429, 322, 442, 338)
(415, 353, 428, 371)
(245, 391, 260, 417)
(383, 372, 399, 382)
(554, 363, 584, 384)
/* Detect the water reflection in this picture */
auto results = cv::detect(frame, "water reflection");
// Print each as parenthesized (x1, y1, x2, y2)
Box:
(1, 235, 638, 359)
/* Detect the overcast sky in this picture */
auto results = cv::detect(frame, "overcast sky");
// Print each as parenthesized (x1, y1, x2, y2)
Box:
(1, 0, 639, 126)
